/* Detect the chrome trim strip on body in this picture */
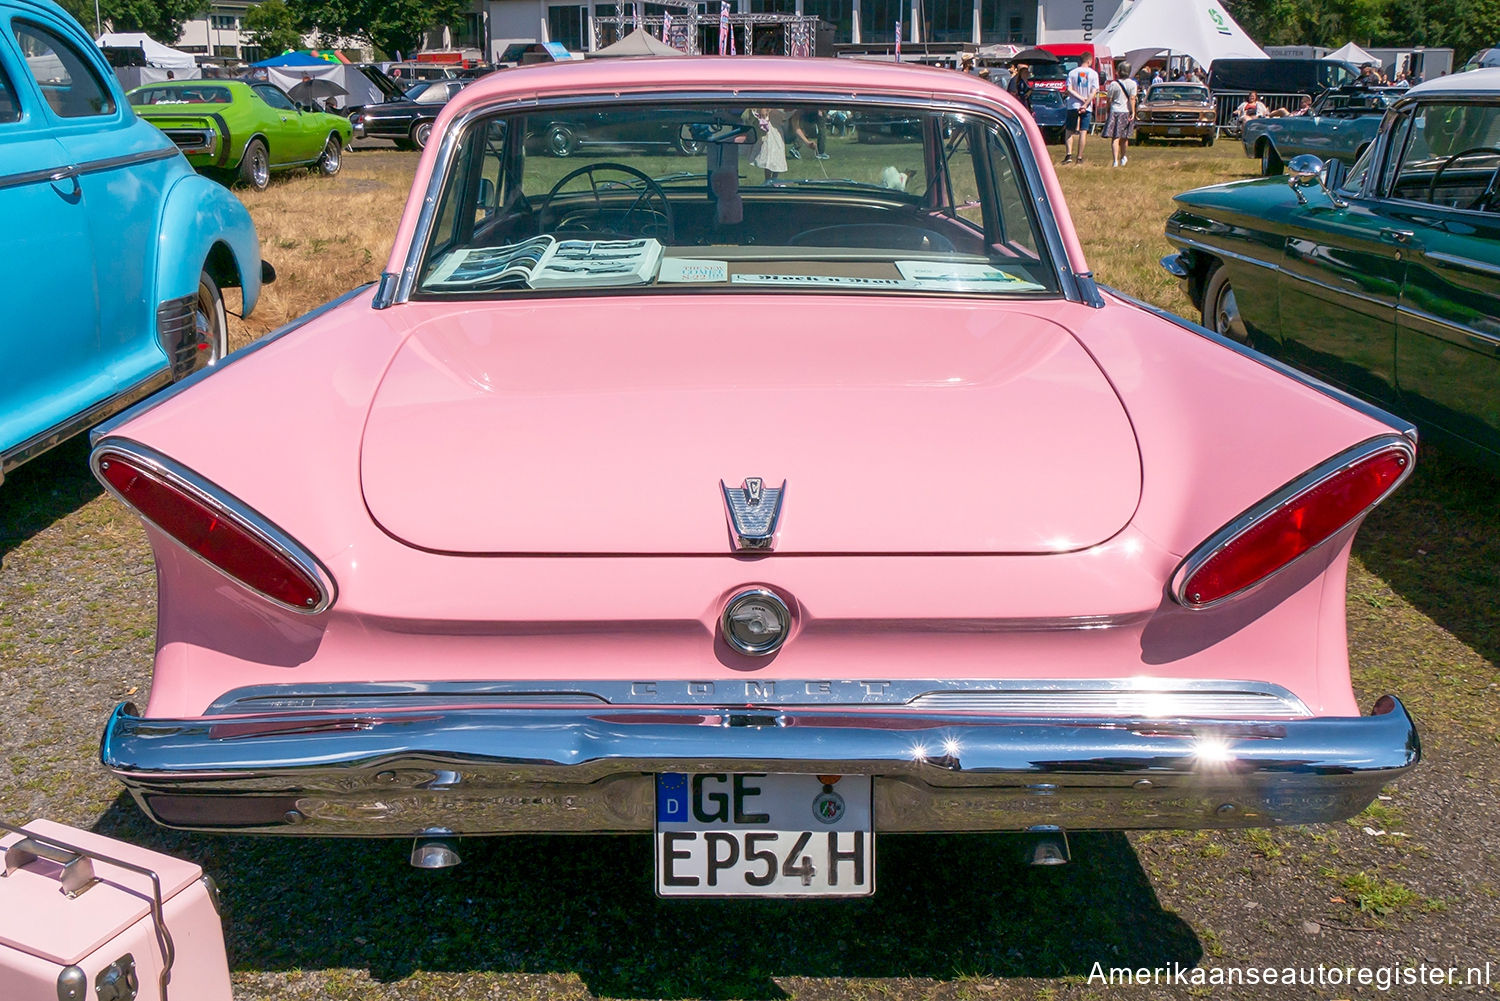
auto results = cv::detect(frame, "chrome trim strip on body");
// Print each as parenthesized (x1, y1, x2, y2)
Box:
(1421, 251, 1500, 280)
(386, 91, 1083, 307)
(0, 369, 171, 482)
(1169, 434, 1416, 610)
(100, 696, 1419, 835)
(1398, 304, 1500, 352)
(1277, 267, 1393, 313)
(74, 146, 179, 176)
(88, 438, 337, 614)
(91, 283, 374, 444)
(1100, 284, 1419, 441)
(1167, 232, 1281, 271)
(204, 677, 1314, 717)
(0, 163, 77, 193)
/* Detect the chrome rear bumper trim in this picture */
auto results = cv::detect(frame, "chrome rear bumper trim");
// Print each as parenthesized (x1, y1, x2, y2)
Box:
(102, 696, 1417, 836)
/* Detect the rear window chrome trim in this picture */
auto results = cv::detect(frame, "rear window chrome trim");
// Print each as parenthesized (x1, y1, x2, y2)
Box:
(377, 90, 1081, 309)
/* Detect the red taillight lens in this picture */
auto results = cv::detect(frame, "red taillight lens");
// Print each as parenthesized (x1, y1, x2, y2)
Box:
(95, 448, 329, 612)
(1176, 439, 1413, 609)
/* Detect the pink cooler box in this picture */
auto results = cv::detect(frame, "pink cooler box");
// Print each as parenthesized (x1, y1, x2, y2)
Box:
(0, 820, 232, 1001)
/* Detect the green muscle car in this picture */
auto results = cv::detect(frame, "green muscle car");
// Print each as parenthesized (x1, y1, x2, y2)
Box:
(128, 80, 353, 191)
(1164, 69, 1500, 462)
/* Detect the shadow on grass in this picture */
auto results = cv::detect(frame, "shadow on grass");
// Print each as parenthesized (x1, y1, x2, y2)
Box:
(0, 437, 101, 566)
(95, 796, 1199, 999)
(1353, 442, 1500, 669)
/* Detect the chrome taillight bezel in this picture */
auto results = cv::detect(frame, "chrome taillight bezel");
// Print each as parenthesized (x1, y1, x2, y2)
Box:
(1170, 434, 1416, 611)
(90, 437, 337, 614)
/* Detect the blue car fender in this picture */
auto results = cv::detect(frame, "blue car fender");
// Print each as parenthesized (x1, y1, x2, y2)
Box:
(154, 171, 263, 317)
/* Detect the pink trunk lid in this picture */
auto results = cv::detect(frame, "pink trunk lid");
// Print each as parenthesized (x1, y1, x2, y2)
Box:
(360, 296, 1141, 554)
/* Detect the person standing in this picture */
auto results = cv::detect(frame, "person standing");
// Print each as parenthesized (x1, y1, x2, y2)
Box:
(1008, 63, 1033, 110)
(1062, 52, 1100, 165)
(1102, 60, 1137, 167)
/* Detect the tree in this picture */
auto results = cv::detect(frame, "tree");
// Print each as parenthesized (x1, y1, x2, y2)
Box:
(57, 0, 204, 43)
(290, 0, 465, 59)
(243, 0, 305, 55)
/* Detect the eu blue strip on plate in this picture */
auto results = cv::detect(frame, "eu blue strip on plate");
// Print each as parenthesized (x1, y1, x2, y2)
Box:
(657, 772, 688, 822)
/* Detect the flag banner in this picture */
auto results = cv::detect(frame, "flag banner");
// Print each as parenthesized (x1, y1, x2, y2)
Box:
(662, 10, 672, 43)
(633, 2, 642, 30)
(719, 0, 729, 54)
(894, 21, 901, 61)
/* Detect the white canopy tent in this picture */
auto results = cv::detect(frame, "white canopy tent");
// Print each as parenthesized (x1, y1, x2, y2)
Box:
(1326, 41, 1379, 66)
(96, 32, 197, 71)
(586, 28, 684, 57)
(1096, 0, 1267, 70)
(257, 63, 386, 110)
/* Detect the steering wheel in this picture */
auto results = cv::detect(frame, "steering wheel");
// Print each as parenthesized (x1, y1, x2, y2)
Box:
(539, 162, 675, 242)
(1425, 146, 1500, 210)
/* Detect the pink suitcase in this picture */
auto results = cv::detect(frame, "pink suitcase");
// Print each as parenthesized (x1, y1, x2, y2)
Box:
(0, 820, 232, 1001)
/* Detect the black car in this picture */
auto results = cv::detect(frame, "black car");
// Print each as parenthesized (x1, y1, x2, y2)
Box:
(351, 79, 465, 150)
(529, 108, 706, 157)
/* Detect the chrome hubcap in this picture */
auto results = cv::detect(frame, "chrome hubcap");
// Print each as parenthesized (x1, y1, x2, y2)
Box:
(252, 150, 268, 187)
(323, 139, 340, 172)
(194, 286, 222, 366)
(416, 124, 431, 148)
(1216, 286, 1248, 342)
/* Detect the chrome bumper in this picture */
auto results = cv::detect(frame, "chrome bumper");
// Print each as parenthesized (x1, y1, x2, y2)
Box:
(101, 697, 1418, 836)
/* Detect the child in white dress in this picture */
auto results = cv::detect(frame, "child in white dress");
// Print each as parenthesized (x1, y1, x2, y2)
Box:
(749, 109, 788, 182)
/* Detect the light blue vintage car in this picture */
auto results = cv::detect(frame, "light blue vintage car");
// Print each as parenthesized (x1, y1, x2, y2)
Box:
(0, 0, 266, 485)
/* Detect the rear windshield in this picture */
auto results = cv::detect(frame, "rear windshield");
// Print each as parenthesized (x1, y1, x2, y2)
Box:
(415, 100, 1059, 300)
(1030, 56, 1083, 83)
(130, 85, 232, 105)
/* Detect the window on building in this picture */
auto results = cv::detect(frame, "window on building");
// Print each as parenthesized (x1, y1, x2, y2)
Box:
(453, 13, 484, 47)
(210, 14, 238, 30)
(803, 0, 851, 43)
(547, 4, 589, 50)
(213, 45, 238, 57)
(979, 0, 1028, 43)
(749, 0, 794, 11)
(859, 0, 902, 43)
(927, 0, 971, 42)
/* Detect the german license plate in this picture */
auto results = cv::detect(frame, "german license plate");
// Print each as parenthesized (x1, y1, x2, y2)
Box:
(1168, 126, 1183, 135)
(655, 773, 874, 897)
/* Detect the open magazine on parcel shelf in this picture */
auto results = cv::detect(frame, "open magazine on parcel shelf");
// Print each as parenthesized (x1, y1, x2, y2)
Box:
(424, 236, 663, 290)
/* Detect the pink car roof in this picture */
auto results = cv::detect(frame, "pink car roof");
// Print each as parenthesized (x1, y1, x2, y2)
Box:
(388, 56, 1088, 276)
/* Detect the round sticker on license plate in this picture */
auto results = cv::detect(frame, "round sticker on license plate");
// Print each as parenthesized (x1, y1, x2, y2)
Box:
(655, 773, 874, 897)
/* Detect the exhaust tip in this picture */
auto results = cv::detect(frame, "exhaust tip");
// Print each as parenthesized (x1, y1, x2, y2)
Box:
(410, 832, 461, 869)
(1023, 826, 1070, 866)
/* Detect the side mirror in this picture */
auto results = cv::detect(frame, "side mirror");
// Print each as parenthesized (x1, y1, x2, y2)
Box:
(476, 177, 496, 210)
(1286, 154, 1348, 208)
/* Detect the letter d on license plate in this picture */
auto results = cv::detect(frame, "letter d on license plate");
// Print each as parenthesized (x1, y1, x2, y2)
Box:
(655, 773, 874, 897)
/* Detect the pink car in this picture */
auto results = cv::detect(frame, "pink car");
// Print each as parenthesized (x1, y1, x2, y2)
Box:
(91, 57, 1418, 898)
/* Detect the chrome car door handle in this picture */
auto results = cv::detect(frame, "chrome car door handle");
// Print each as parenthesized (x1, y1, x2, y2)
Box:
(49, 165, 80, 199)
(1379, 228, 1415, 244)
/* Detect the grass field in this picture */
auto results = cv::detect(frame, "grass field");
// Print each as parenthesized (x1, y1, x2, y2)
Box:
(1, 137, 1497, 1001)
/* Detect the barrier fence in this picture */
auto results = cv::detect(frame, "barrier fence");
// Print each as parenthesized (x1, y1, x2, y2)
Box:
(1213, 91, 1306, 130)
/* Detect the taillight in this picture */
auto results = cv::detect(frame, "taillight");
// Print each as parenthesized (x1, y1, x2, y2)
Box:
(92, 441, 333, 613)
(1173, 436, 1414, 609)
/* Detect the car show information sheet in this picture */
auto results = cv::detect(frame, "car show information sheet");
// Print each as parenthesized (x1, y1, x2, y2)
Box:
(655, 773, 874, 897)
(424, 237, 664, 290)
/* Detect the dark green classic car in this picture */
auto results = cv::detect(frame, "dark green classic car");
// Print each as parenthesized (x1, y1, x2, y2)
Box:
(1164, 69, 1500, 461)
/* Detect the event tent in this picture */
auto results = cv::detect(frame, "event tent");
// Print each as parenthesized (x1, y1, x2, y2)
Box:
(251, 60, 388, 109)
(1096, 0, 1267, 70)
(96, 32, 197, 71)
(1326, 41, 1379, 66)
(587, 28, 684, 57)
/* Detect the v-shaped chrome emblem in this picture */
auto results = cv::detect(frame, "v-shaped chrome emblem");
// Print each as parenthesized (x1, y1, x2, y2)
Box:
(721, 477, 786, 551)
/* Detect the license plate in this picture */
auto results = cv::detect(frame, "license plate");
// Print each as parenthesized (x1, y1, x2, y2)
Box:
(655, 773, 874, 897)
(1168, 126, 1183, 135)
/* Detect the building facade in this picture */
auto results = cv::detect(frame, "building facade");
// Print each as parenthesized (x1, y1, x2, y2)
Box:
(486, 0, 1118, 58)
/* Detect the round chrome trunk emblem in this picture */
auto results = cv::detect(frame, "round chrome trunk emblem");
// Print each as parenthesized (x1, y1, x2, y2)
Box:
(721, 588, 791, 656)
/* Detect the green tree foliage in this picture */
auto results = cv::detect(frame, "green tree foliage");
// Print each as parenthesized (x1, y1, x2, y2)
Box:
(1224, 0, 1496, 63)
(289, 0, 465, 60)
(58, 0, 204, 43)
(243, 0, 305, 56)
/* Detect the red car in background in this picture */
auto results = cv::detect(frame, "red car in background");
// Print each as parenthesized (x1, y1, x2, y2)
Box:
(1033, 43, 1115, 119)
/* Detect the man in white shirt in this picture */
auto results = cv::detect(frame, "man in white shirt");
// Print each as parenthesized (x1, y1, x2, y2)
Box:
(1063, 52, 1100, 165)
